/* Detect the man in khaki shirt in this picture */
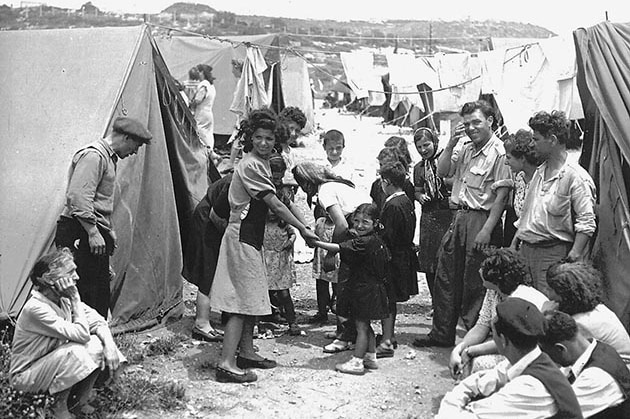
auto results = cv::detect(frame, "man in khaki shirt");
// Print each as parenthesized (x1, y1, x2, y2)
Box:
(55, 117, 152, 317)
(414, 100, 511, 348)
(514, 111, 596, 295)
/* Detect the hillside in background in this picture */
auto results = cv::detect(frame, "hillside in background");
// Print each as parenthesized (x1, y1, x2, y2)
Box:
(0, 2, 555, 92)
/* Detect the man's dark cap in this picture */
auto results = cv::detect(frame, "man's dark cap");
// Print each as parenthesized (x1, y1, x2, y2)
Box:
(496, 297, 545, 337)
(113, 117, 152, 144)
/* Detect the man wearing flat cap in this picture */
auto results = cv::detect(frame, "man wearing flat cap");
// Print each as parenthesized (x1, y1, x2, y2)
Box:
(54, 116, 152, 317)
(437, 297, 582, 419)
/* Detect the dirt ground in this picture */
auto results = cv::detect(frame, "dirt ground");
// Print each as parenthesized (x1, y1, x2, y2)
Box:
(127, 105, 461, 419)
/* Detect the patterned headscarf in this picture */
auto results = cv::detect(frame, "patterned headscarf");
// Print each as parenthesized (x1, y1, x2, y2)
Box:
(292, 162, 354, 207)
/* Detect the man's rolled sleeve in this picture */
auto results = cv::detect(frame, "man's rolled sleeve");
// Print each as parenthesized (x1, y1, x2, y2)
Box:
(66, 151, 104, 225)
(571, 178, 596, 236)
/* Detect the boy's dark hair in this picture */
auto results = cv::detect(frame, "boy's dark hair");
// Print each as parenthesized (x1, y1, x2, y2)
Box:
(323, 129, 345, 147)
(480, 248, 532, 295)
(377, 146, 401, 165)
(379, 161, 407, 188)
(460, 100, 496, 122)
(384, 136, 411, 168)
(528, 110, 570, 145)
(540, 311, 578, 346)
(279, 106, 307, 130)
(546, 262, 602, 315)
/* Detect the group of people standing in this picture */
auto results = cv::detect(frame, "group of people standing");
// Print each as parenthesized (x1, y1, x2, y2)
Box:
(7, 87, 630, 417)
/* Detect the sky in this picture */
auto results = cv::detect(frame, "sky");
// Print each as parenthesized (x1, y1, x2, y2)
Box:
(22, 0, 630, 35)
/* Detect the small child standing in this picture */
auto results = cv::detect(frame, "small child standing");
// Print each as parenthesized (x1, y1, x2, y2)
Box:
(377, 162, 419, 358)
(265, 155, 301, 335)
(312, 203, 390, 375)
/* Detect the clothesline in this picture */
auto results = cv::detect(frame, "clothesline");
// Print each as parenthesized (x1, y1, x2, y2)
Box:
(147, 23, 541, 98)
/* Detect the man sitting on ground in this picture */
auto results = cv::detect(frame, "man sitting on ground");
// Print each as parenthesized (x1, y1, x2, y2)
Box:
(10, 247, 125, 419)
(540, 310, 630, 418)
(437, 297, 582, 418)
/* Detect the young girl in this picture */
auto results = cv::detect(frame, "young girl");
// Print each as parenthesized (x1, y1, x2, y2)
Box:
(377, 161, 418, 358)
(265, 155, 301, 335)
(370, 146, 415, 213)
(312, 203, 390, 375)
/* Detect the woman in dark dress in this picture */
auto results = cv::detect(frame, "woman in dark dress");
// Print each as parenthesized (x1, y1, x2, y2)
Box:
(182, 173, 233, 341)
(412, 128, 454, 304)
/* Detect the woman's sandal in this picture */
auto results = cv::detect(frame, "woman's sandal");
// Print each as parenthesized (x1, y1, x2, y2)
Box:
(192, 326, 224, 342)
(215, 366, 257, 383)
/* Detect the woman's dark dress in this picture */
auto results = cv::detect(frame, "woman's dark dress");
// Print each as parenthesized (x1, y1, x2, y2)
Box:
(380, 193, 419, 303)
(337, 233, 390, 320)
(413, 154, 453, 274)
(182, 174, 232, 295)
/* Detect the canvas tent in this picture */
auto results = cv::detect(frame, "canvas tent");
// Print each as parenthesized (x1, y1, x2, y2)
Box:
(154, 34, 316, 135)
(0, 25, 211, 333)
(574, 21, 630, 330)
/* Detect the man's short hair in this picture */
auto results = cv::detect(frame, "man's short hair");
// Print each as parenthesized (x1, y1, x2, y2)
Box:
(528, 111, 570, 145)
(323, 129, 345, 147)
(279, 106, 307, 130)
(540, 311, 578, 346)
(459, 100, 496, 122)
(495, 297, 545, 350)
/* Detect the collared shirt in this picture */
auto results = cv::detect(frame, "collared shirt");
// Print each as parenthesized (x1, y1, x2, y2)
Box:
(61, 139, 118, 231)
(574, 304, 630, 362)
(450, 135, 511, 211)
(383, 190, 405, 205)
(10, 290, 108, 377)
(516, 159, 596, 244)
(570, 340, 625, 418)
(437, 347, 558, 419)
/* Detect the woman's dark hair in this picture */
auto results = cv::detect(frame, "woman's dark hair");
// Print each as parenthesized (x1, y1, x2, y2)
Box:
(377, 146, 401, 165)
(380, 161, 407, 188)
(276, 117, 296, 146)
(528, 110, 570, 145)
(196, 64, 215, 84)
(503, 129, 538, 166)
(413, 127, 439, 148)
(546, 262, 602, 315)
(188, 66, 200, 81)
(238, 108, 281, 153)
(352, 203, 380, 225)
(384, 136, 411, 168)
(479, 248, 531, 295)
(279, 106, 307, 130)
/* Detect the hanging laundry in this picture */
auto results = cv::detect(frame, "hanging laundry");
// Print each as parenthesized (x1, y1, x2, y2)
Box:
(230, 46, 269, 118)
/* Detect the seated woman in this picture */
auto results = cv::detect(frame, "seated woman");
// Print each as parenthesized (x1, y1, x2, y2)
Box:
(10, 247, 125, 419)
(448, 248, 548, 378)
(545, 261, 630, 363)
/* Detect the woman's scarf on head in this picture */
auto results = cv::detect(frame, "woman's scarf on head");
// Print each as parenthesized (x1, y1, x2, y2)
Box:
(423, 149, 444, 201)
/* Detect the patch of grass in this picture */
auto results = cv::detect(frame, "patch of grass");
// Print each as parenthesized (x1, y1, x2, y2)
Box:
(91, 373, 187, 415)
(145, 335, 187, 357)
(114, 333, 144, 364)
